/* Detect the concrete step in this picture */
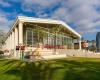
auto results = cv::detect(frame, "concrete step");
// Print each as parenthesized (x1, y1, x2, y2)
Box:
(42, 54, 67, 60)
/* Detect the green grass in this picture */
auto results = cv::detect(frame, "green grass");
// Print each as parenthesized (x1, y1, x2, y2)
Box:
(1, 58, 100, 80)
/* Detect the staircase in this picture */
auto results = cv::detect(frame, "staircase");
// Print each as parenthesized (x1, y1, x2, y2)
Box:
(40, 49, 67, 60)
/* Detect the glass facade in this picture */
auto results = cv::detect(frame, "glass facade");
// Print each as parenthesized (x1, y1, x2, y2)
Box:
(26, 29, 32, 45)
(25, 27, 74, 49)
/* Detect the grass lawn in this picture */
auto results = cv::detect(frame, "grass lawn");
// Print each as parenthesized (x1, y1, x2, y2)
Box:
(1, 58, 100, 80)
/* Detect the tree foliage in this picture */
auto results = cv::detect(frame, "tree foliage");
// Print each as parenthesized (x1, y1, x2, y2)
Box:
(0, 30, 6, 48)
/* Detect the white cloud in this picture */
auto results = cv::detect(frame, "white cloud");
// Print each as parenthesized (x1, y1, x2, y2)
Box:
(0, 0, 11, 7)
(23, 0, 60, 7)
(21, 0, 61, 13)
(0, 11, 13, 32)
(51, 7, 72, 23)
(49, 0, 100, 37)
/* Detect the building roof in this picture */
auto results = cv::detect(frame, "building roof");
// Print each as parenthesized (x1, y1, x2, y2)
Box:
(7, 16, 81, 39)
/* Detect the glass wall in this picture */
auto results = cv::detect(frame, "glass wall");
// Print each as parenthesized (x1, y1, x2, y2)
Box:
(25, 28, 74, 49)
(26, 29, 32, 45)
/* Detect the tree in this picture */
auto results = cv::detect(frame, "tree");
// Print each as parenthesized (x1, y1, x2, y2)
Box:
(49, 25, 64, 54)
(33, 25, 48, 47)
(0, 30, 6, 49)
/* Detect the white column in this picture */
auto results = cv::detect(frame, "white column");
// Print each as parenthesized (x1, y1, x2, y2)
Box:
(15, 26, 19, 58)
(10, 34, 12, 49)
(7, 39, 9, 49)
(79, 39, 81, 50)
(6, 39, 8, 49)
(14, 30, 15, 49)
(12, 31, 14, 49)
(7, 36, 10, 55)
(13, 30, 15, 49)
(5, 39, 7, 49)
(8, 36, 10, 50)
(9, 35, 11, 49)
(15, 26, 18, 47)
(18, 22, 23, 45)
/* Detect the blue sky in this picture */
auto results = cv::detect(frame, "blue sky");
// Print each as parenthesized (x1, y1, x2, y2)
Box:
(0, 0, 100, 40)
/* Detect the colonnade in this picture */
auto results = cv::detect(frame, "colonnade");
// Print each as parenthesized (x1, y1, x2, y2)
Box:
(4, 21, 23, 57)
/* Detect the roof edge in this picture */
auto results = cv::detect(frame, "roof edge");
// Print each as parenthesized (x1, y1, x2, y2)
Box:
(5, 16, 81, 41)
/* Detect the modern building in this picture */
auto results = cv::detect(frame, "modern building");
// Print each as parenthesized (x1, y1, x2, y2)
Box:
(88, 40, 96, 47)
(96, 32, 100, 52)
(3, 16, 82, 58)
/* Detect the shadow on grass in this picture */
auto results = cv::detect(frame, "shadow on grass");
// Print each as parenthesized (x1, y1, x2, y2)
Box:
(21, 59, 100, 80)
(1, 58, 100, 80)
(0, 59, 25, 79)
(5, 69, 21, 76)
(0, 55, 5, 59)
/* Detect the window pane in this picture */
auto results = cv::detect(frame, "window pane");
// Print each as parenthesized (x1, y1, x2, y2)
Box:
(33, 32, 38, 46)
(26, 30, 32, 46)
